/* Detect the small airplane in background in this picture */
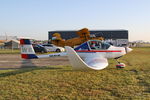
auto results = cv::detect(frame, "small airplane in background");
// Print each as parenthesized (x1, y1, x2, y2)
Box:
(20, 39, 132, 70)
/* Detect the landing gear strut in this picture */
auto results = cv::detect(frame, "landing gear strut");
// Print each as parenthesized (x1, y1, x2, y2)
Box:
(115, 58, 126, 69)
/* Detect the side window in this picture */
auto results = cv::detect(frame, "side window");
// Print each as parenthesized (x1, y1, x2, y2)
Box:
(50, 45, 53, 47)
(101, 42, 110, 49)
(36, 45, 40, 48)
(35, 45, 39, 48)
(89, 41, 102, 50)
(89, 41, 96, 49)
(47, 44, 52, 47)
(95, 42, 101, 49)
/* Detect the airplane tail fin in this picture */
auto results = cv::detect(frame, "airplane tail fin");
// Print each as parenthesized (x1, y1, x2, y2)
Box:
(20, 39, 38, 59)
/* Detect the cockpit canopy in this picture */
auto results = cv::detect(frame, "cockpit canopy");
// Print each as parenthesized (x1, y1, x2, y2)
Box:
(74, 40, 111, 51)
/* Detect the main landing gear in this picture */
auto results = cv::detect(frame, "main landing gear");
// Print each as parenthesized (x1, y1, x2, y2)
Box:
(114, 57, 126, 69)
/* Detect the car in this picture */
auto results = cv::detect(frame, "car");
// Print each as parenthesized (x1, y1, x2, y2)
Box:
(32, 44, 48, 53)
(42, 44, 65, 52)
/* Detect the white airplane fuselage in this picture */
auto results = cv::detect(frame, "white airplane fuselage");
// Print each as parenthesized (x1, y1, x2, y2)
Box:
(37, 45, 132, 60)
(76, 45, 132, 59)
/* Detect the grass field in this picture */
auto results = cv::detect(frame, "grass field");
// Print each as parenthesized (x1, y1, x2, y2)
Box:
(0, 49, 20, 54)
(0, 48, 150, 100)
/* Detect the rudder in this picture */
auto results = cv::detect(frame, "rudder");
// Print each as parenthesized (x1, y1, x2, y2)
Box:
(20, 39, 38, 59)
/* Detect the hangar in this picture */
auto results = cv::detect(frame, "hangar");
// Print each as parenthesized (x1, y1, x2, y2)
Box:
(48, 30, 128, 46)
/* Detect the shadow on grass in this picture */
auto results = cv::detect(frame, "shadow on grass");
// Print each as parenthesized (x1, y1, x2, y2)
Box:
(0, 59, 62, 78)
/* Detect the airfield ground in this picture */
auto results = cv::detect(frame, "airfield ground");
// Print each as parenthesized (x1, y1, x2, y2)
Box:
(0, 48, 150, 99)
(0, 54, 70, 69)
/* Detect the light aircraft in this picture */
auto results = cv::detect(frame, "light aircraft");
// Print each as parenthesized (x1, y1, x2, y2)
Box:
(20, 39, 132, 70)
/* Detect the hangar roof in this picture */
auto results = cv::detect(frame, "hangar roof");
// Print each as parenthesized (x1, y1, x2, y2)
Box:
(48, 30, 128, 40)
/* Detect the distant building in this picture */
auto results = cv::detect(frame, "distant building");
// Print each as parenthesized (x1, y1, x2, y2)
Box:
(4, 39, 20, 49)
(0, 42, 5, 49)
(48, 30, 128, 46)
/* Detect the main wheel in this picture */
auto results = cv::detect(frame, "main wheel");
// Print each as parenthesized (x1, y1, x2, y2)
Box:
(56, 49, 61, 52)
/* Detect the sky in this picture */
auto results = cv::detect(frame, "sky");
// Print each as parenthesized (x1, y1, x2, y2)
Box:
(0, 0, 150, 41)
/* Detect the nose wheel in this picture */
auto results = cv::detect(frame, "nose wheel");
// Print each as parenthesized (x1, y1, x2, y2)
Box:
(115, 58, 126, 69)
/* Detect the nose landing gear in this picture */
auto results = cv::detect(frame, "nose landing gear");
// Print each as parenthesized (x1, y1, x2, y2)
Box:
(115, 58, 126, 69)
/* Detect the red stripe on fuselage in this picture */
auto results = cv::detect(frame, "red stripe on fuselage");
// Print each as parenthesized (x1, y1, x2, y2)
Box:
(75, 50, 122, 52)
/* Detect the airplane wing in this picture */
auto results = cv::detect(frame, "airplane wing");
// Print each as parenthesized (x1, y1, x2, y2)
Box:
(84, 57, 108, 70)
(65, 46, 108, 70)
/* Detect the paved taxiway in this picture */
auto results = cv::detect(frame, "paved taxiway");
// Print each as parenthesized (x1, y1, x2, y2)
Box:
(0, 54, 70, 69)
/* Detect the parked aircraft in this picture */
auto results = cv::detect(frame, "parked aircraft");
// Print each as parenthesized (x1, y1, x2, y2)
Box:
(20, 39, 132, 70)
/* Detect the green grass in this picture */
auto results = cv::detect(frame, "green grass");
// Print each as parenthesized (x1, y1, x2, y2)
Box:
(0, 48, 150, 100)
(0, 49, 20, 54)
